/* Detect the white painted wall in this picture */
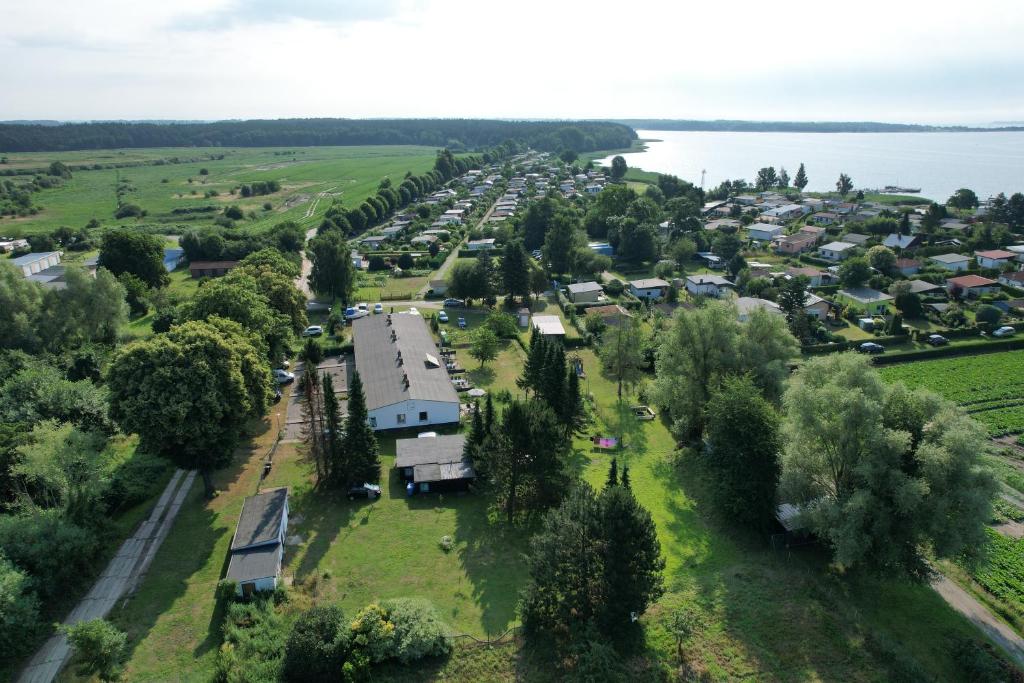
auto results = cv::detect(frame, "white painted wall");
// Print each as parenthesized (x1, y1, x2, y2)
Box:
(369, 399, 460, 431)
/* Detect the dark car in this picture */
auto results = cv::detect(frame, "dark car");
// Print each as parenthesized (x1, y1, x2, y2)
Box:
(926, 334, 949, 346)
(347, 483, 382, 501)
(442, 298, 466, 308)
(859, 342, 885, 354)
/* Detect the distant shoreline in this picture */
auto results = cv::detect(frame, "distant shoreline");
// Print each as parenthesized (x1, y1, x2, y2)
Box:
(613, 120, 1024, 134)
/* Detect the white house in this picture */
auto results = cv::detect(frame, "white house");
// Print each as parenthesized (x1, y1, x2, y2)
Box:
(227, 488, 289, 597)
(998, 271, 1024, 288)
(11, 251, 61, 277)
(761, 204, 807, 221)
(747, 223, 783, 241)
(629, 278, 670, 300)
(352, 314, 460, 431)
(929, 253, 971, 272)
(685, 274, 734, 298)
(735, 297, 782, 321)
(819, 241, 856, 261)
(566, 281, 603, 303)
(467, 239, 496, 251)
(975, 249, 1018, 269)
(946, 275, 1000, 298)
(803, 292, 832, 319)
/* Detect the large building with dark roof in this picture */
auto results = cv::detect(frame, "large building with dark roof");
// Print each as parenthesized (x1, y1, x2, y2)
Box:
(352, 313, 460, 431)
(226, 487, 288, 597)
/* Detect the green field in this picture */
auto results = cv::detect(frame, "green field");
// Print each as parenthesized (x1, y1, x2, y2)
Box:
(1, 145, 440, 237)
(878, 351, 1024, 436)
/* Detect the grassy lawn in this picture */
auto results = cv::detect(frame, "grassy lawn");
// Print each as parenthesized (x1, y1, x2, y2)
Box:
(2, 146, 440, 237)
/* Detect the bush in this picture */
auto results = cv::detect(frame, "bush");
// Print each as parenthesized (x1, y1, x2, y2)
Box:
(379, 598, 453, 664)
(215, 579, 239, 602)
(604, 279, 624, 296)
(0, 552, 42, 662)
(216, 597, 289, 682)
(349, 603, 394, 663)
(301, 337, 323, 365)
(103, 450, 172, 513)
(368, 256, 387, 272)
(114, 203, 143, 219)
(0, 510, 99, 604)
(282, 605, 349, 682)
(485, 311, 519, 339)
(951, 636, 1021, 682)
(61, 618, 127, 682)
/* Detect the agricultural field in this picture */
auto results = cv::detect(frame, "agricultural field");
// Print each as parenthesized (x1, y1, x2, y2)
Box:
(878, 351, 1024, 436)
(0, 145, 440, 237)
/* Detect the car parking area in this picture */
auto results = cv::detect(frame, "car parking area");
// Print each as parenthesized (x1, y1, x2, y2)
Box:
(282, 354, 353, 441)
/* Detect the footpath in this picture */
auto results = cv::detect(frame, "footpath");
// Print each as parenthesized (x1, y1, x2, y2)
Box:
(17, 470, 196, 683)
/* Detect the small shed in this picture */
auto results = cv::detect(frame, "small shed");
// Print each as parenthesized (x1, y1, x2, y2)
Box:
(226, 487, 289, 597)
(395, 434, 475, 493)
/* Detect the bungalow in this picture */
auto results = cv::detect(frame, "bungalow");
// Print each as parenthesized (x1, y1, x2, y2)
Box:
(395, 434, 475, 494)
(704, 219, 741, 232)
(11, 251, 61, 277)
(785, 266, 832, 287)
(975, 249, 1018, 269)
(882, 234, 922, 250)
(226, 488, 289, 598)
(629, 278, 670, 300)
(775, 233, 817, 255)
(836, 287, 893, 315)
(467, 239, 496, 251)
(941, 220, 971, 234)
(735, 297, 782, 321)
(819, 241, 856, 261)
(584, 183, 603, 194)
(361, 235, 389, 250)
(437, 214, 463, 225)
(798, 225, 827, 242)
(422, 229, 451, 239)
(895, 258, 921, 276)
(761, 204, 807, 221)
(189, 260, 239, 278)
(696, 252, 725, 269)
(410, 234, 438, 246)
(163, 248, 186, 272)
(841, 233, 871, 246)
(906, 279, 943, 295)
(0, 238, 29, 253)
(685, 274, 735, 299)
(946, 274, 999, 298)
(801, 198, 825, 212)
(381, 225, 405, 238)
(585, 304, 633, 326)
(747, 223, 783, 241)
(566, 281, 603, 304)
(532, 314, 566, 338)
(588, 242, 614, 256)
(999, 271, 1024, 289)
(1007, 245, 1024, 263)
(803, 292, 832, 319)
(811, 211, 840, 226)
(929, 253, 971, 272)
(702, 200, 729, 215)
(735, 194, 759, 206)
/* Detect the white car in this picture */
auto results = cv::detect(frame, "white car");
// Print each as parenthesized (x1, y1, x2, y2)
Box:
(438, 311, 449, 323)
(994, 326, 1016, 338)
(357, 302, 369, 312)
(407, 307, 420, 316)
(302, 325, 323, 337)
(344, 307, 369, 320)
(273, 368, 295, 384)
(373, 303, 383, 314)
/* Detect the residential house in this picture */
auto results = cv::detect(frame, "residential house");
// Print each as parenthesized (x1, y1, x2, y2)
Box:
(786, 266, 832, 287)
(532, 314, 566, 338)
(351, 313, 460, 431)
(798, 225, 827, 242)
(775, 233, 817, 255)
(747, 223, 783, 241)
(735, 194, 759, 206)
(696, 252, 725, 269)
(841, 233, 871, 246)
(975, 249, 1018, 269)
(566, 281, 603, 304)
(629, 278, 670, 300)
(929, 253, 971, 272)
(803, 292, 832, 319)
(467, 239, 496, 251)
(998, 271, 1024, 289)
(0, 238, 29, 253)
(801, 198, 825, 212)
(685, 274, 735, 299)
(811, 212, 840, 226)
(163, 248, 185, 272)
(361, 235, 389, 250)
(588, 242, 614, 256)
(895, 258, 921, 276)
(946, 274, 999, 298)
(11, 251, 61, 277)
(585, 304, 633, 326)
(410, 234, 438, 246)
(906, 279, 943, 295)
(836, 287, 894, 315)
(882, 234, 922, 250)
(704, 219, 741, 232)
(395, 434, 475, 494)
(735, 297, 782, 321)
(761, 204, 807, 221)
(226, 488, 289, 598)
(189, 260, 239, 278)
(819, 241, 856, 261)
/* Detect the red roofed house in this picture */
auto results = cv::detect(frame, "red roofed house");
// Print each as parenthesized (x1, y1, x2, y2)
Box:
(975, 250, 1018, 269)
(946, 274, 999, 298)
(895, 258, 921, 276)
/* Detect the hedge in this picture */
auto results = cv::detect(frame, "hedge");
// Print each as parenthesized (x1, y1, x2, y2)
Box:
(802, 334, 907, 355)
(871, 337, 1024, 365)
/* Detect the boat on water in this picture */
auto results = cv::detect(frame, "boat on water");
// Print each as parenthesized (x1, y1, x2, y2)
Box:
(881, 185, 921, 194)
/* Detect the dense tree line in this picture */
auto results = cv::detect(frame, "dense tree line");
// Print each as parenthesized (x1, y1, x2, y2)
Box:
(180, 220, 305, 262)
(612, 119, 1024, 133)
(0, 119, 635, 153)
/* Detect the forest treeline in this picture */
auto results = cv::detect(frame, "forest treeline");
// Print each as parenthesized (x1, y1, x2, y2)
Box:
(0, 119, 636, 153)
(616, 119, 1024, 133)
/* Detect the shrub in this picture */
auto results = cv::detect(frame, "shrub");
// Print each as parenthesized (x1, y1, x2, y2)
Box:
(0, 553, 42, 661)
(114, 203, 143, 219)
(301, 337, 323, 365)
(215, 579, 239, 602)
(368, 256, 387, 272)
(216, 597, 289, 682)
(485, 311, 519, 339)
(378, 598, 453, 664)
(282, 605, 349, 682)
(0, 510, 99, 603)
(605, 279, 624, 296)
(349, 603, 395, 663)
(439, 535, 453, 552)
(61, 619, 127, 682)
(103, 450, 172, 513)
(950, 636, 1020, 682)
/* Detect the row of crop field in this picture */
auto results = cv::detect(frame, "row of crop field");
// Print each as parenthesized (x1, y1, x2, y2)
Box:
(969, 529, 1024, 609)
(879, 351, 1024, 435)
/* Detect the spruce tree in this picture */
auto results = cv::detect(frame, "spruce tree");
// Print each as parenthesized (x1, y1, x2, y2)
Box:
(620, 466, 631, 491)
(322, 374, 345, 486)
(342, 371, 380, 484)
(517, 331, 547, 395)
(564, 364, 583, 429)
(483, 394, 495, 436)
(540, 342, 566, 409)
(794, 162, 808, 191)
(606, 458, 618, 488)
(301, 364, 328, 484)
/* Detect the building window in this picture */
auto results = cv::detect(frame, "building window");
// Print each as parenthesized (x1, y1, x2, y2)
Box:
(419, 411, 428, 422)
(369, 416, 376, 428)
(397, 413, 406, 425)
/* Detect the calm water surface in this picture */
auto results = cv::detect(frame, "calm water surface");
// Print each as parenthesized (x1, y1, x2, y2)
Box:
(595, 130, 1024, 202)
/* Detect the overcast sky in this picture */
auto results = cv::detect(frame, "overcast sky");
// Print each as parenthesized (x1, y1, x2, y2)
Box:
(1, 0, 1023, 124)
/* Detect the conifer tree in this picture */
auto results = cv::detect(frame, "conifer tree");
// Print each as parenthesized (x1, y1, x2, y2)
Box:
(301, 364, 328, 484)
(322, 374, 348, 487)
(517, 331, 547, 395)
(483, 393, 495, 436)
(564, 364, 583, 430)
(606, 458, 618, 488)
(342, 371, 380, 484)
(620, 466, 631, 491)
(794, 162, 808, 191)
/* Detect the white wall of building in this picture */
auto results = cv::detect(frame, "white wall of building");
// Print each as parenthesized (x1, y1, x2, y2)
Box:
(369, 399, 460, 431)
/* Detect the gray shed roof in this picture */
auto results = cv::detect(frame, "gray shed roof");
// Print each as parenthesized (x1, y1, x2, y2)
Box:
(352, 314, 459, 412)
(226, 544, 282, 583)
(567, 281, 602, 294)
(231, 488, 288, 551)
(11, 251, 59, 266)
(395, 434, 467, 469)
(414, 460, 476, 483)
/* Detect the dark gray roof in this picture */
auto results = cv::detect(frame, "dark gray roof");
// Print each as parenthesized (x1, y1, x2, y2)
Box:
(352, 314, 460, 412)
(226, 544, 282, 583)
(414, 460, 476, 483)
(567, 281, 602, 294)
(395, 434, 467, 469)
(231, 488, 287, 551)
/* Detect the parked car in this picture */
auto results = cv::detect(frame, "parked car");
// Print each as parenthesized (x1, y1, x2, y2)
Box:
(407, 307, 420, 316)
(438, 311, 449, 323)
(347, 483, 382, 501)
(443, 298, 466, 308)
(273, 368, 295, 384)
(994, 326, 1017, 338)
(344, 307, 369, 320)
(302, 325, 323, 337)
(457, 317, 467, 329)
(859, 342, 885, 354)
(373, 303, 383, 314)
(357, 302, 369, 312)
(926, 334, 949, 346)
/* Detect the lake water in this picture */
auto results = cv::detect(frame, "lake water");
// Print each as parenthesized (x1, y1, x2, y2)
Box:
(595, 130, 1024, 202)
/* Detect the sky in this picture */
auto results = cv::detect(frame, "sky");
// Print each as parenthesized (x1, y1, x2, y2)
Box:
(1, 0, 1023, 125)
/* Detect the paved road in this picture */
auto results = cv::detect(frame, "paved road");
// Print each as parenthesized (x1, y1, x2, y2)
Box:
(17, 470, 196, 683)
(932, 571, 1024, 669)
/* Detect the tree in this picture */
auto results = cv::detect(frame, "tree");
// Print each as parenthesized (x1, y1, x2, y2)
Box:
(713, 231, 742, 261)
(397, 253, 414, 270)
(232, 264, 308, 336)
(838, 256, 871, 288)
(544, 211, 581, 275)
(308, 231, 355, 304)
(38, 267, 128, 350)
(470, 327, 499, 366)
(529, 267, 548, 301)
(921, 202, 946, 235)
(612, 217, 657, 264)
(898, 211, 911, 235)
(107, 317, 270, 496)
(867, 245, 897, 274)
(322, 374, 348, 487)
(778, 275, 809, 326)
(652, 302, 797, 440)
(778, 167, 790, 188)
(0, 261, 44, 351)
(97, 228, 168, 289)
(976, 304, 1003, 327)
(0, 552, 42, 658)
(301, 362, 328, 484)
(598, 315, 644, 400)
(182, 273, 288, 360)
(583, 311, 607, 338)
(670, 237, 697, 269)
(559, 149, 578, 164)
(61, 619, 127, 682)
(342, 371, 380, 484)
(947, 188, 979, 211)
(283, 605, 349, 682)
(836, 173, 853, 197)
(889, 281, 924, 319)
(610, 155, 627, 180)
(501, 240, 530, 303)
(705, 375, 781, 528)
(240, 246, 301, 278)
(793, 163, 808, 191)
(779, 353, 995, 575)
(755, 166, 778, 191)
